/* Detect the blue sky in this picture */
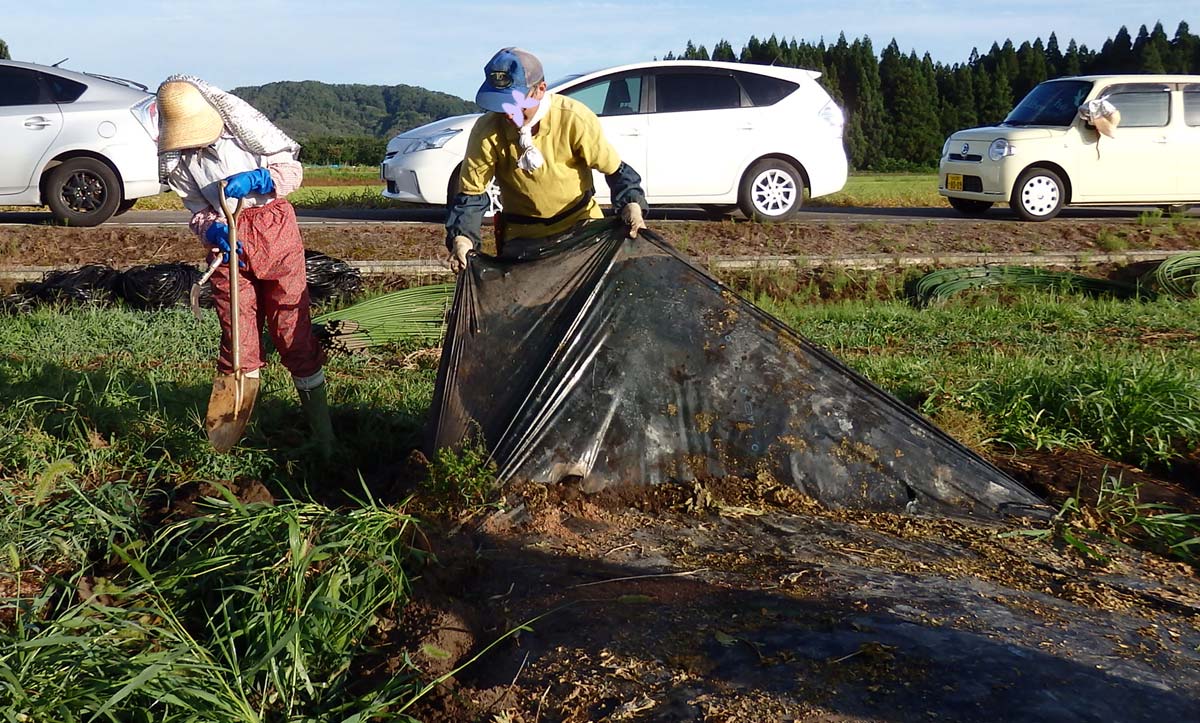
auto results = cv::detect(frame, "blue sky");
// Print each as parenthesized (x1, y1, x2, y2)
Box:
(3, 1, 1190, 98)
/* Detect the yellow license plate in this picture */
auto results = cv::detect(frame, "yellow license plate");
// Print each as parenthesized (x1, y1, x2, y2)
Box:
(946, 174, 964, 192)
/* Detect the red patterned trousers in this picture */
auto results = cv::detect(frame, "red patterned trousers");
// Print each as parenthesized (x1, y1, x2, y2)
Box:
(209, 200, 325, 378)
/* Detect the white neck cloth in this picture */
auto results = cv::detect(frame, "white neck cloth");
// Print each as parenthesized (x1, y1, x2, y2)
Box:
(517, 92, 554, 173)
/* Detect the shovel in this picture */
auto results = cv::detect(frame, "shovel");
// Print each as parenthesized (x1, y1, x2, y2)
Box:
(204, 181, 260, 452)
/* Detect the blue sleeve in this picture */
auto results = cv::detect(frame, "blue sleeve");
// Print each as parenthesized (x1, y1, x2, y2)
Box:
(445, 192, 490, 250)
(605, 162, 647, 211)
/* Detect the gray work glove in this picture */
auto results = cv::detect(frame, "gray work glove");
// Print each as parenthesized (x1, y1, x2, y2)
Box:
(620, 202, 646, 238)
(448, 236, 474, 274)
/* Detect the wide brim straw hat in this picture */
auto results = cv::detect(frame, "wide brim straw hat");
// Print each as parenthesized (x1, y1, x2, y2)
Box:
(157, 80, 224, 153)
(1093, 108, 1121, 139)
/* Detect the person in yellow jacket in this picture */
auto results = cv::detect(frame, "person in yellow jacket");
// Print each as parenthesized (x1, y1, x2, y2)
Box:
(445, 47, 647, 271)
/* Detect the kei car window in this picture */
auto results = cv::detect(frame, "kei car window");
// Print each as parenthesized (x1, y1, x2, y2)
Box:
(563, 74, 642, 116)
(44, 74, 87, 103)
(1102, 84, 1171, 128)
(655, 72, 741, 113)
(1003, 79, 1093, 126)
(734, 71, 798, 107)
(1183, 84, 1200, 127)
(0, 67, 45, 106)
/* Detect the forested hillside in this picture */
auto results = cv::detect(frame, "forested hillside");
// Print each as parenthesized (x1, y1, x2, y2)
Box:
(668, 21, 1200, 169)
(230, 80, 478, 139)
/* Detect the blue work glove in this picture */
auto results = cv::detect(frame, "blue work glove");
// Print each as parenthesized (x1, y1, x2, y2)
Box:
(204, 222, 244, 265)
(223, 168, 275, 199)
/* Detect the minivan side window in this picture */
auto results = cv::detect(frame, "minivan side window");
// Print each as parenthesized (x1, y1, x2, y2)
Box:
(0, 67, 45, 106)
(1184, 84, 1200, 127)
(563, 74, 642, 117)
(45, 74, 87, 103)
(655, 72, 741, 113)
(734, 72, 799, 107)
(1101, 83, 1171, 128)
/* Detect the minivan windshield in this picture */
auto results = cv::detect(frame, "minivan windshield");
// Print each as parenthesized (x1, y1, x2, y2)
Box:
(1003, 79, 1093, 126)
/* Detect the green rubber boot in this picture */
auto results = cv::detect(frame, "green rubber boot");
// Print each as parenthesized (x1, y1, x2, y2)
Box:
(298, 382, 335, 460)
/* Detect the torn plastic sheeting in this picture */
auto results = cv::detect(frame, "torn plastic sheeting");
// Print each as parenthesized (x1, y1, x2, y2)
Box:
(427, 220, 1045, 520)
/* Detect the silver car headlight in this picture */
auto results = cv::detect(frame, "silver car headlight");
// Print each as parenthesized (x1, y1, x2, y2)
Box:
(403, 129, 462, 154)
(988, 138, 1015, 162)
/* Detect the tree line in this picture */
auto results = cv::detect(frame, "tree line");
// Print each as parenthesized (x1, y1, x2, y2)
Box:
(667, 21, 1200, 170)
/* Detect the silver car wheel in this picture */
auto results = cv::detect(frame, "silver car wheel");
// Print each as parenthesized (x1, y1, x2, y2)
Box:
(1019, 174, 1061, 218)
(751, 168, 798, 216)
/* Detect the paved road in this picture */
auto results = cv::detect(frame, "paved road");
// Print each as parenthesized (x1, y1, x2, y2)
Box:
(0, 204, 1194, 227)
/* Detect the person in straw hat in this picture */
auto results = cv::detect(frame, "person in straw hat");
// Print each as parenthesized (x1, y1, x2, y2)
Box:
(157, 75, 333, 457)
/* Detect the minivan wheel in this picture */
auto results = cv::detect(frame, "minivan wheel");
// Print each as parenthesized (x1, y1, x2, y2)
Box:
(447, 166, 502, 218)
(948, 197, 993, 216)
(738, 159, 803, 222)
(1010, 168, 1065, 221)
(45, 158, 121, 227)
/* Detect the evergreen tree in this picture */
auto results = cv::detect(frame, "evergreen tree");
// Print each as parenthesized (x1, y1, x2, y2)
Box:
(1014, 39, 1047, 98)
(848, 37, 889, 169)
(1138, 41, 1166, 73)
(977, 68, 1012, 125)
(0, 38, 9, 60)
(1169, 22, 1195, 73)
(712, 39, 737, 61)
(1063, 39, 1083, 75)
(886, 53, 943, 165)
(1045, 33, 1063, 77)
(1102, 25, 1135, 71)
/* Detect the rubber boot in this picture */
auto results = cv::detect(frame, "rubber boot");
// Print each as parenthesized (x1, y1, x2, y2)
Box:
(298, 382, 335, 461)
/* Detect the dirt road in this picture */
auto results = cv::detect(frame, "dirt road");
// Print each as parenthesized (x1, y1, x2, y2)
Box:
(2, 215, 1198, 271)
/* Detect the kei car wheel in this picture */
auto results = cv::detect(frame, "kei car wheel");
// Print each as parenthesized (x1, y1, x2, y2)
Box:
(948, 197, 993, 216)
(44, 158, 121, 227)
(1010, 168, 1065, 222)
(738, 159, 803, 222)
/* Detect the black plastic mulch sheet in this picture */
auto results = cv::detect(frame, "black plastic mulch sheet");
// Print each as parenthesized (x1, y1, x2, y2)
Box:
(3, 254, 361, 313)
(428, 220, 1045, 520)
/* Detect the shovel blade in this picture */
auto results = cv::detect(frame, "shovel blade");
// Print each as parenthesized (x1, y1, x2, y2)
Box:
(190, 283, 204, 320)
(206, 374, 260, 453)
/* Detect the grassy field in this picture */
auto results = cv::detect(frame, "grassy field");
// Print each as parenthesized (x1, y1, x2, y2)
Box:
(121, 168, 944, 212)
(812, 172, 941, 207)
(3, 281, 1199, 718)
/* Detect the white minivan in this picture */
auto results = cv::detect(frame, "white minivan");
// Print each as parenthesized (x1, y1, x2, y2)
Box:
(940, 75, 1200, 221)
(381, 60, 848, 221)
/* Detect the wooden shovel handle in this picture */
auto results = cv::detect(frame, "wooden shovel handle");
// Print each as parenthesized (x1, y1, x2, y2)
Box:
(216, 181, 246, 405)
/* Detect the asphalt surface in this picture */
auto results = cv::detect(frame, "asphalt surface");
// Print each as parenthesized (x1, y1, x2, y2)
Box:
(1, 204, 1195, 227)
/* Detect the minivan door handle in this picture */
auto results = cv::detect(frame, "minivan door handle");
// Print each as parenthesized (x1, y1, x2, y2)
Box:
(1154, 137, 1169, 144)
(618, 129, 642, 137)
(23, 116, 52, 130)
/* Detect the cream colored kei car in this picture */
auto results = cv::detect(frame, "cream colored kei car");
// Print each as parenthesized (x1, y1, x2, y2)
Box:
(939, 75, 1200, 220)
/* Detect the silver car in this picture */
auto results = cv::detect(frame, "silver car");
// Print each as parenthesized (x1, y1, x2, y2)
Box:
(0, 60, 165, 226)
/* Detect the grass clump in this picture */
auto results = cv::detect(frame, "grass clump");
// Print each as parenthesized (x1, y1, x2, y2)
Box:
(1095, 228, 1128, 252)
(422, 440, 498, 515)
(1005, 473, 1200, 566)
(2, 489, 427, 722)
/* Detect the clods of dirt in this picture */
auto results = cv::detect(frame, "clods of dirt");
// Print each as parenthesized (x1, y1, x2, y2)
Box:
(4, 219, 1200, 270)
(399, 472, 1200, 722)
